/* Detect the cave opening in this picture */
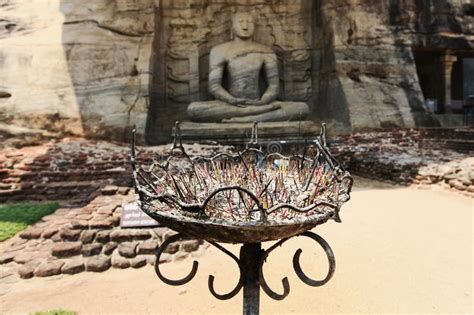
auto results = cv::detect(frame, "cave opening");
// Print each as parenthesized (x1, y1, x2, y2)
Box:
(413, 50, 469, 115)
(413, 50, 444, 113)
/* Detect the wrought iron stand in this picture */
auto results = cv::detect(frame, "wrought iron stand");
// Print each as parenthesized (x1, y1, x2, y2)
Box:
(154, 231, 335, 315)
(131, 122, 350, 314)
(241, 243, 261, 314)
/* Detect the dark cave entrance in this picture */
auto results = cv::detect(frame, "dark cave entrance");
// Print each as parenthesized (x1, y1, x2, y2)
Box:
(413, 50, 444, 113)
(413, 49, 471, 114)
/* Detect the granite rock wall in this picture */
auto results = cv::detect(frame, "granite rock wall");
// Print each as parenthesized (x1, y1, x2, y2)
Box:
(0, 0, 472, 144)
(314, 0, 473, 133)
(0, 0, 154, 142)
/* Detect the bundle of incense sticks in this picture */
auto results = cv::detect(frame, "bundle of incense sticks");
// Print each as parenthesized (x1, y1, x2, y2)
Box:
(144, 151, 341, 222)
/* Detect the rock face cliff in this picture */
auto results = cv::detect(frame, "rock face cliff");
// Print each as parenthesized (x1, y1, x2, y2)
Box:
(314, 0, 473, 132)
(0, 0, 472, 144)
(0, 0, 154, 141)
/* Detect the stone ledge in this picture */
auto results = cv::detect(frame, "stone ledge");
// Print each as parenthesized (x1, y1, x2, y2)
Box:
(175, 121, 321, 145)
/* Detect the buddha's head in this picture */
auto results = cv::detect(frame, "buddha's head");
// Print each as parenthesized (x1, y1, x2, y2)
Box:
(231, 12, 255, 39)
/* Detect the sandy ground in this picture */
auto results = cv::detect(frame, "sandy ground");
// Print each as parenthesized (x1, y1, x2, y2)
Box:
(0, 178, 472, 314)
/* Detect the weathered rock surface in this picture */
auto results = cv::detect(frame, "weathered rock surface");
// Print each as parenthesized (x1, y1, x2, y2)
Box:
(18, 263, 39, 279)
(19, 228, 43, 239)
(101, 186, 118, 196)
(1, 0, 472, 143)
(95, 230, 111, 244)
(111, 256, 130, 269)
(118, 242, 138, 258)
(164, 243, 179, 255)
(14, 253, 39, 264)
(0, 0, 153, 141)
(81, 244, 103, 257)
(85, 256, 111, 272)
(103, 242, 118, 256)
(52, 242, 82, 258)
(80, 230, 97, 244)
(137, 240, 158, 255)
(0, 189, 205, 280)
(110, 230, 134, 242)
(0, 253, 15, 264)
(61, 258, 85, 275)
(34, 261, 65, 277)
(130, 256, 147, 269)
(42, 227, 60, 239)
(59, 228, 82, 241)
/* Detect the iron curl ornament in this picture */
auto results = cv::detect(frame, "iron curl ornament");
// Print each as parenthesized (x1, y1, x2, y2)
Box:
(131, 121, 353, 315)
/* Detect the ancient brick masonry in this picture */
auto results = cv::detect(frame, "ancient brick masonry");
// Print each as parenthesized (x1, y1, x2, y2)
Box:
(0, 128, 472, 280)
(332, 128, 473, 194)
(0, 138, 231, 204)
(0, 187, 206, 279)
(1, 129, 473, 205)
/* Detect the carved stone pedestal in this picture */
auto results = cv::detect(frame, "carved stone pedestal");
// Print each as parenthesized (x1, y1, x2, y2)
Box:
(174, 121, 320, 146)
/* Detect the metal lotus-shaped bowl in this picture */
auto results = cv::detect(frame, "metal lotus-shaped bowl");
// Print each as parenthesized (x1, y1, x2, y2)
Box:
(131, 123, 353, 244)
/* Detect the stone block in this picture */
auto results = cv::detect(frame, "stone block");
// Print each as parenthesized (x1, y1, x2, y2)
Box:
(42, 227, 60, 239)
(108, 216, 121, 227)
(69, 220, 89, 230)
(80, 230, 97, 244)
(18, 263, 39, 279)
(85, 256, 111, 272)
(111, 256, 130, 269)
(19, 228, 43, 239)
(82, 244, 103, 257)
(59, 228, 82, 241)
(458, 175, 471, 186)
(449, 179, 467, 191)
(180, 240, 200, 253)
(118, 242, 138, 258)
(35, 261, 65, 277)
(61, 258, 85, 275)
(51, 232, 62, 242)
(164, 243, 179, 254)
(118, 187, 130, 195)
(145, 255, 157, 266)
(101, 185, 118, 195)
(103, 242, 118, 255)
(137, 240, 158, 255)
(110, 230, 135, 242)
(76, 214, 93, 220)
(177, 121, 320, 145)
(95, 230, 111, 243)
(52, 242, 82, 258)
(89, 220, 114, 229)
(133, 230, 151, 241)
(130, 256, 147, 268)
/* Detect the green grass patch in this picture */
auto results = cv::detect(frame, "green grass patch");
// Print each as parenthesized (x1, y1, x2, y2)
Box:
(0, 202, 60, 242)
(31, 309, 77, 315)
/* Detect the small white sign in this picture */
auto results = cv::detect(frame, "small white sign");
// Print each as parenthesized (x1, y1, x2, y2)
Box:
(120, 202, 160, 228)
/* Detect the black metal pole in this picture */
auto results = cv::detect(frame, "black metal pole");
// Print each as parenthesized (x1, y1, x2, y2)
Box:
(240, 243, 262, 315)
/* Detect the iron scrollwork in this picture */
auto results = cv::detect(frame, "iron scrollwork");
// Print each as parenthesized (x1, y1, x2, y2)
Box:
(154, 231, 336, 301)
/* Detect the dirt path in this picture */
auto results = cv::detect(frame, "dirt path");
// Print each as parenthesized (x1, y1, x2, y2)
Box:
(1, 181, 472, 314)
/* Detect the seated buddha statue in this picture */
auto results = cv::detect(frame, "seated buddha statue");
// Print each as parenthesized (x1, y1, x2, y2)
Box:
(187, 12, 309, 123)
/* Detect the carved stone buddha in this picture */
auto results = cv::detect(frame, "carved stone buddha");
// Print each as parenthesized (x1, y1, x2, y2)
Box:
(187, 12, 309, 123)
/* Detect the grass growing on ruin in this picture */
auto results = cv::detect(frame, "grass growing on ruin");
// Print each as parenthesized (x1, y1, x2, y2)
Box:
(0, 202, 60, 242)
